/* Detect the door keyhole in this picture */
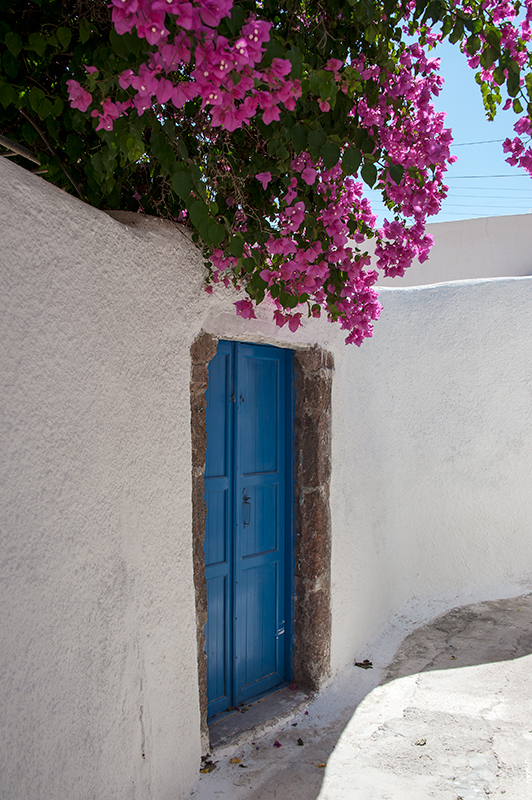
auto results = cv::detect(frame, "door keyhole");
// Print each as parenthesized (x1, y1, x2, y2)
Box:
(243, 493, 251, 527)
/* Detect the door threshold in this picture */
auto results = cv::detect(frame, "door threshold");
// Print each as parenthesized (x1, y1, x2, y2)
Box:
(208, 685, 312, 751)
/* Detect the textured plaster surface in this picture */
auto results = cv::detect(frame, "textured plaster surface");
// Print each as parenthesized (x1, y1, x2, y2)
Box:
(330, 277, 532, 673)
(187, 594, 532, 800)
(0, 159, 331, 800)
(3, 156, 532, 799)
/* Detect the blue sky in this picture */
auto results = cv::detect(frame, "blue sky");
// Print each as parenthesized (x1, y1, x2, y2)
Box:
(365, 40, 532, 224)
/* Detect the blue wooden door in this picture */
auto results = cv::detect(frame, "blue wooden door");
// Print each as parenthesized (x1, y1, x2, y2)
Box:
(204, 341, 292, 718)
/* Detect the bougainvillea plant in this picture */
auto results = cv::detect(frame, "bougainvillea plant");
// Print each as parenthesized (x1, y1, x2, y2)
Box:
(1, 0, 532, 343)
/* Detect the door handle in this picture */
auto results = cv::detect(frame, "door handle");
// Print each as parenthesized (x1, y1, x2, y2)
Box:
(243, 492, 251, 527)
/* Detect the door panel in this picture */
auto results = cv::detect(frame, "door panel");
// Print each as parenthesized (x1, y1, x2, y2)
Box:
(204, 341, 292, 718)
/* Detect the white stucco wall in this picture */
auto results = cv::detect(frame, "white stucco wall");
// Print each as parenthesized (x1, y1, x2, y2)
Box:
(329, 278, 532, 670)
(375, 213, 532, 286)
(2, 156, 532, 799)
(1, 160, 211, 800)
(0, 158, 329, 800)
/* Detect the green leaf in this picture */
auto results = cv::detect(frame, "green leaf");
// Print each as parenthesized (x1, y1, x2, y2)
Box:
(263, 37, 285, 66)
(267, 137, 279, 155)
(307, 128, 326, 157)
(309, 69, 329, 95)
(27, 87, 45, 112)
(27, 32, 47, 56)
(2, 50, 18, 79)
(66, 133, 84, 161)
(361, 162, 377, 188)
(513, 98, 523, 113)
(485, 27, 501, 51)
(285, 293, 299, 309)
(209, 223, 225, 246)
(507, 72, 520, 97)
(341, 148, 362, 174)
(51, 97, 64, 117)
(176, 139, 188, 160)
(37, 98, 53, 119)
(227, 4, 246, 35)
(320, 142, 340, 169)
(91, 151, 106, 174)
(388, 164, 404, 184)
(465, 35, 481, 56)
(0, 82, 17, 109)
(480, 47, 496, 69)
(243, 257, 256, 274)
(150, 131, 175, 172)
(172, 169, 194, 200)
(364, 23, 377, 44)
(189, 199, 209, 228)
(292, 124, 307, 154)
(199, 217, 211, 242)
(361, 136, 375, 154)
(57, 27, 71, 50)
(229, 234, 244, 257)
(493, 65, 505, 86)
(5, 32, 22, 57)
(79, 20, 91, 44)
(426, 0, 443, 22)
(110, 27, 130, 58)
(448, 19, 464, 45)
(287, 48, 303, 79)
(441, 16, 453, 36)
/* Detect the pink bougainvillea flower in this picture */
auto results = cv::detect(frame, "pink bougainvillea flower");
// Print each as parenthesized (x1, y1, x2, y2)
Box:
(318, 99, 331, 112)
(84, 65, 98, 75)
(288, 313, 303, 332)
(66, 79, 92, 112)
(255, 171, 272, 189)
(514, 116, 532, 135)
(198, 0, 233, 28)
(269, 58, 292, 78)
(91, 98, 131, 130)
(325, 58, 343, 72)
(301, 167, 318, 185)
(234, 299, 257, 319)
(262, 105, 281, 124)
(273, 310, 288, 328)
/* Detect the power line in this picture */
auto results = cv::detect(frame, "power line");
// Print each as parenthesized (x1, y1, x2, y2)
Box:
(442, 193, 532, 199)
(440, 203, 531, 209)
(447, 174, 531, 179)
(452, 139, 505, 146)
(442, 185, 532, 191)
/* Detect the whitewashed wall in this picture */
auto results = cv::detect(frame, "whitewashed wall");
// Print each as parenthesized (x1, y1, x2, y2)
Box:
(329, 278, 532, 671)
(2, 156, 532, 799)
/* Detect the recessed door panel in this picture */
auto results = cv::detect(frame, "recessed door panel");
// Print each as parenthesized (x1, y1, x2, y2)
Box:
(240, 484, 278, 558)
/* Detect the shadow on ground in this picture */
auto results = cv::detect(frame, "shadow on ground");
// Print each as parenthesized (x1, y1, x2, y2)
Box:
(189, 593, 532, 800)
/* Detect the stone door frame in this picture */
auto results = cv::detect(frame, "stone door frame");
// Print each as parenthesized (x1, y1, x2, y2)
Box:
(190, 334, 333, 747)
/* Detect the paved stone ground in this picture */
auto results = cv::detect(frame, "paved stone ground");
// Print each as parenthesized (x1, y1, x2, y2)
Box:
(188, 594, 532, 800)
